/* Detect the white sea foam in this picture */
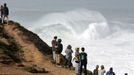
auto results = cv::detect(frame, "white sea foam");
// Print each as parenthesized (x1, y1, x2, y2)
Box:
(28, 9, 134, 75)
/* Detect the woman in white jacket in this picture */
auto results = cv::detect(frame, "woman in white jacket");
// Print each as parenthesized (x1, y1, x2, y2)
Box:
(98, 65, 106, 75)
(65, 45, 73, 69)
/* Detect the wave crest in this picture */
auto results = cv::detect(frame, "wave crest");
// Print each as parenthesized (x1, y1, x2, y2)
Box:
(30, 9, 111, 40)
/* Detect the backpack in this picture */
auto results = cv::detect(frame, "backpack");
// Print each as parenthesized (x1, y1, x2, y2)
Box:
(73, 52, 80, 63)
(74, 55, 80, 63)
(80, 52, 87, 61)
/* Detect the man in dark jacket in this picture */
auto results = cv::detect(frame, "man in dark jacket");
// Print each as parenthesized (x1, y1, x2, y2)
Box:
(106, 67, 116, 75)
(93, 65, 99, 75)
(55, 39, 63, 65)
(3, 3, 9, 23)
(79, 47, 87, 75)
(56, 39, 63, 54)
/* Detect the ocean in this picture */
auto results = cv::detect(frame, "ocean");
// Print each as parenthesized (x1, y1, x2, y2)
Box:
(10, 8, 134, 75)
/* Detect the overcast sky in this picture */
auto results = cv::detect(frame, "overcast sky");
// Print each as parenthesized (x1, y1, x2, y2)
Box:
(0, 0, 133, 11)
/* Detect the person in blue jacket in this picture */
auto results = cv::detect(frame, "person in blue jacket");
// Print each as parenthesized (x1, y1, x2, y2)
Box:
(106, 67, 116, 75)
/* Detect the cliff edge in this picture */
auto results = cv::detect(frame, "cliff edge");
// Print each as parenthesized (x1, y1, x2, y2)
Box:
(0, 21, 76, 75)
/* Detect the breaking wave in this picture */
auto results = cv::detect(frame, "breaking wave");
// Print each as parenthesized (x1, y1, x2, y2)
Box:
(30, 9, 111, 42)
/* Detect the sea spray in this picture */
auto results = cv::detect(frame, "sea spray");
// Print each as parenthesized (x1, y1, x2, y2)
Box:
(28, 9, 134, 75)
(29, 9, 110, 42)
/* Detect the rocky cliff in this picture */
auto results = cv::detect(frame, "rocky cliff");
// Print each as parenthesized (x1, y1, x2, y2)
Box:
(0, 21, 77, 75)
(0, 21, 51, 64)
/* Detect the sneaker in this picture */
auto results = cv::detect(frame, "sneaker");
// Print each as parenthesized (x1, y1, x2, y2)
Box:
(56, 65, 62, 67)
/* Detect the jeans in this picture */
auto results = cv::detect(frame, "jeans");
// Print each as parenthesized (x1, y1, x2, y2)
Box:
(79, 61, 87, 75)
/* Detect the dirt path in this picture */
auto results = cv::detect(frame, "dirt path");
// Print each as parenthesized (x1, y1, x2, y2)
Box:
(0, 58, 75, 75)
(40, 58, 75, 75)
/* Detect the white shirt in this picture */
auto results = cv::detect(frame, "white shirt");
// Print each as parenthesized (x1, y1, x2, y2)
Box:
(98, 69, 106, 75)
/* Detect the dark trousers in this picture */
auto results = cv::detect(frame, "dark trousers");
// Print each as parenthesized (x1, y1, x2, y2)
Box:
(79, 61, 87, 75)
(67, 58, 72, 68)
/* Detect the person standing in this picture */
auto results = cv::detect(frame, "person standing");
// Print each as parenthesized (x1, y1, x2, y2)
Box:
(73, 47, 80, 75)
(98, 65, 106, 75)
(0, 5, 4, 24)
(93, 65, 99, 75)
(55, 39, 63, 66)
(51, 36, 58, 62)
(65, 45, 73, 69)
(106, 67, 116, 75)
(79, 47, 87, 75)
(3, 3, 9, 24)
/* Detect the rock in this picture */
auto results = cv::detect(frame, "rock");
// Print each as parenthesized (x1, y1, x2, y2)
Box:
(24, 64, 48, 73)
(59, 54, 68, 67)
(87, 70, 93, 75)
(0, 20, 51, 64)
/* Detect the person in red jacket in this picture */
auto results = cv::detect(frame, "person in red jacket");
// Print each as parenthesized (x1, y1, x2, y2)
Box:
(51, 36, 58, 62)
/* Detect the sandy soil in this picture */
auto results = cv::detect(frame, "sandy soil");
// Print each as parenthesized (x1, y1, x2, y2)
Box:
(0, 59, 75, 75)
(0, 23, 75, 75)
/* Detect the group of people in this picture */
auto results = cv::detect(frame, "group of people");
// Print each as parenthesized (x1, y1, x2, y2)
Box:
(51, 36, 88, 75)
(93, 65, 128, 75)
(65, 45, 88, 75)
(51, 36, 128, 75)
(0, 3, 9, 24)
(73, 47, 87, 75)
(93, 65, 114, 75)
(51, 36, 63, 66)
